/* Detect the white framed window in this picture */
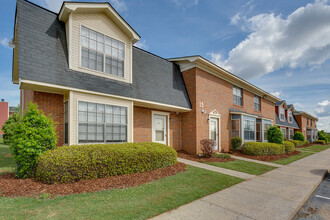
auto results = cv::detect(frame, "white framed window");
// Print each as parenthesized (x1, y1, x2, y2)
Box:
(231, 119, 240, 138)
(263, 120, 272, 141)
(243, 116, 255, 141)
(307, 117, 309, 125)
(254, 95, 260, 111)
(233, 86, 243, 106)
(81, 26, 125, 78)
(281, 127, 287, 139)
(289, 129, 294, 140)
(78, 101, 127, 143)
(280, 107, 285, 121)
(288, 111, 293, 123)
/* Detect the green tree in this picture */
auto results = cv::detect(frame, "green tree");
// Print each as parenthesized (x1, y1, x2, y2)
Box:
(1, 113, 21, 145)
(267, 126, 284, 144)
(318, 130, 328, 143)
(10, 102, 57, 178)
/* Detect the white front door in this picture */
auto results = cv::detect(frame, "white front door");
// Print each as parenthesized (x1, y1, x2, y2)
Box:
(209, 118, 219, 150)
(153, 115, 167, 145)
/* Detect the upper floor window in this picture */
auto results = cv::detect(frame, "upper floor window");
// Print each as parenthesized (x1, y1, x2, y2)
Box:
(311, 119, 312, 126)
(279, 107, 285, 120)
(254, 95, 260, 111)
(81, 26, 125, 78)
(307, 117, 309, 125)
(288, 111, 293, 123)
(233, 86, 242, 106)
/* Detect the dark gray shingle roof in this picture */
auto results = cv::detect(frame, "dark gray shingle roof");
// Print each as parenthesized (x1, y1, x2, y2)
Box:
(15, 0, 191, 109)
(275, 100, 285, 106)
(275, 114, 300, 129)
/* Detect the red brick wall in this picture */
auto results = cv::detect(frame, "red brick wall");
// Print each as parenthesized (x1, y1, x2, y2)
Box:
(25, 91, 65, 146)
(181, 67, 276, 154)
(0, 102, 9, 135)
(21, 89, 34, 112)
(133, 106, 182, 151)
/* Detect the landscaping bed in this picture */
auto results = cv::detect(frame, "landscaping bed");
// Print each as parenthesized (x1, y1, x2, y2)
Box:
(0, 163, 186, 197)
(177, 151, 235, 163)
(230, 150, 301, 162)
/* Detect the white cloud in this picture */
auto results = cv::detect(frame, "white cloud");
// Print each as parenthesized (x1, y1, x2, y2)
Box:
(315, 100, 330, 117)
(213, 1, 330, 79)
(171, 0, 199, 9)
(35, 0, 127, 13)
(208, 52, 225, 67)
(293, 102, 304, 108)
(134, 40, 148, 50)
(230, 13, 241, 25)
(316, 116, 330, 132)
(0, 37, 9, 48)
(285, 72, 293, 77)
(270, 91, 282, 98)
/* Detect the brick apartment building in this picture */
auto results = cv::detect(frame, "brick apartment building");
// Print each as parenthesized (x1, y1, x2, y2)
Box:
(11, 0, 318, 154)
(0, 100, 9, 136)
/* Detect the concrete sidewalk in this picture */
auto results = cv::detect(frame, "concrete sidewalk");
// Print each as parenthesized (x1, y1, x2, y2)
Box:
(178, 158, 255, 180)
(153, 148, 330, 220)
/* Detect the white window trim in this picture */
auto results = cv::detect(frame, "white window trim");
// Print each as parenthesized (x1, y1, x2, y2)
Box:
(289, 128, 294, 140)
(152, 111, 170, 146)
(209, 111, 221, 151)
(243, 117, 256, 143)
(78, 25, 128, 82)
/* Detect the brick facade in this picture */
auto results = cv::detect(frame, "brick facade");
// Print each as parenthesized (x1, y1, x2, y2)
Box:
(133, 106, 182, 151)
(181, 67, 275, 154)
(295, 115, 317, 138)
(20, 89, 64, 146)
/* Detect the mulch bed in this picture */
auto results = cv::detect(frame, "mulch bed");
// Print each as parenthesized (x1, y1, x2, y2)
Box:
(0, 163, 186, 198)
(230, 150, 301, 162)
(295, 144, 324, 148)
(177, 151, 235, 163)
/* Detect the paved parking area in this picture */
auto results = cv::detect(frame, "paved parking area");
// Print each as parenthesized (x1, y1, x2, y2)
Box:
(294, 173, 330, 220)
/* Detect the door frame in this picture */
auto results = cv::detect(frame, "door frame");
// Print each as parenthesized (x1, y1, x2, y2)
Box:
(152, 111, 170, 145)
(209, 110, 221, 152)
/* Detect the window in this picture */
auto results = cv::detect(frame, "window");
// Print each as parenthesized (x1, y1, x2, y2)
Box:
(263, 120, 272, 141)
(254, 95, 260, 111)
(307, 117, 309, 125)
(307, 129, 312, 140)
(233, 86, 242, 106)
(289, 129, 294, 140)
(243, 116, 255, 141)
(280, 108, 285, 120)
(288, 111, 293, 123)
(231, 119, 240, 138)
(64, 101, 68, 144)
(311, 120, 312, 126)
(281, 128, 287, 139)
(78, 101, 127, 143)
(81, 26, 125, 78)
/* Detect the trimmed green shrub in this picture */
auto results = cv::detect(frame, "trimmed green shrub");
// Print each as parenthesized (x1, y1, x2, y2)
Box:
(288, 140, 304, 147)
(293, 131, 305, 142)
(10, 103, 57, 178)
(267, 126, 284, 144)
(1, 113, 21, 145)
(304, 140, 310, 145)
(231, 137, 242, 150)
(214, 153, 231, 159)
(283, 141, 295, 153)
(313, 140, 326, 145)
(35, 143, 177, 184)
(242, 142, 285, 156)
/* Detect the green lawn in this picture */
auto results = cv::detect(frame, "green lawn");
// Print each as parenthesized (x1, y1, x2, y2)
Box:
(0, 140, 243, 219)
(272, 144, 330, 165)
(0, 138, 15, 174)
(207, 159, 277, 175)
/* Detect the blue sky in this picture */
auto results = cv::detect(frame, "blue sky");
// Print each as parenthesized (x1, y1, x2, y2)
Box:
(1, 0, 330, 131)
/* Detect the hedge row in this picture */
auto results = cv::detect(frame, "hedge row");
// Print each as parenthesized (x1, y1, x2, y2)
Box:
(313, 140, 326, 145)
(242, 142, 285, 156)
(35, 143, 177, 184)
(288, 140, 304, 147)
(283, 141, 295, 153)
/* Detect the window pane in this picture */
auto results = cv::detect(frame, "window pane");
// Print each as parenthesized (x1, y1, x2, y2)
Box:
(97, 42, 104, 52)
(88, 112, 96, 122)
(89, 39, 96, 50)
(82, 36, 89, 47)
(90, 30, 96, 40)
(79, 112, 87, 122)
(79, 102, 87, 111)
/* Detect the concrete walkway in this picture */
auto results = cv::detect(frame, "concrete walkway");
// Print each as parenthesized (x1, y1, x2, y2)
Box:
(178, 158, 255, 180)
(230, 155, 283, 168)
(153, 148, 330, 220)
